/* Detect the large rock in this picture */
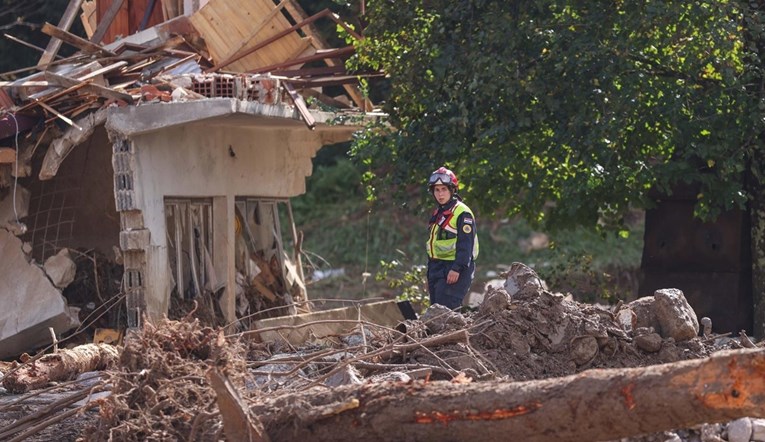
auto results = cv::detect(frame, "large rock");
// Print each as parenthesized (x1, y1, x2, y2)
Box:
(43, 248, 77, 289)
(653, 288, 699, 342)
(627, 296, 662, 334)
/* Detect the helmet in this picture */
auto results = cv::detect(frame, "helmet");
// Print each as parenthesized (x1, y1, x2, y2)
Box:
(428, 167, 458, 191)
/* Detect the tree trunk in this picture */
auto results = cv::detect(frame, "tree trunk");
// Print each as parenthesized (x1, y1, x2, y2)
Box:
(2, 343, 119, 393)
(251, 349, 765, 442)
(752, 168, 765, 339)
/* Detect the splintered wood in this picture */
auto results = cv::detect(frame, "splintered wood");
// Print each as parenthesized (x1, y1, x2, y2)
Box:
(2, 343, 118, 394)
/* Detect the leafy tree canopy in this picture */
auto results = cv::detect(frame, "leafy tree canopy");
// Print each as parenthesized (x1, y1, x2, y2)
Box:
(351, 0, 765, 233)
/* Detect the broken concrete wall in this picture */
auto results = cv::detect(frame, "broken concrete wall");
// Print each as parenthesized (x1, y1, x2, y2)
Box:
(0, 184, 30, 235)
(110, 113, 338, 323)
(0, 229, 80, 359)
(21, 125, 120, 263)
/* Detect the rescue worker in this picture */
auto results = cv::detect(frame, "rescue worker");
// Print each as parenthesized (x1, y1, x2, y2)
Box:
(426, 166, 479, 309)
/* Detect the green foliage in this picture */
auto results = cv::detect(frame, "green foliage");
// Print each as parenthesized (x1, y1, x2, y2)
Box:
(351, 0, 765, 232)
(375, 254, 428, 310)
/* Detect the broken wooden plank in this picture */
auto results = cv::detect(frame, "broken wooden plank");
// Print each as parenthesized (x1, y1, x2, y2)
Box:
(79, 60, 128, 81)
(38, 0, 86, 68)
(90, 0, 126, 44)
(272, 65, 346, 78)
(284, 81, 315, 129)
(287, 73, 385, 89)
(250, 46, 355, 75)
(0, 81, 51, 88)
(282, 0, 372, 110)
(80, 0, 97, 39)
(44, 71, 134, 104)
(4, 34, 63, 59)
(16, 73, 102, 112)
(207, 368, 271, 442)
(41, 22, 116, 56)
(35, 100, 82, 130)
(251, 278, 278, 302)
(1, 343, 118, 393)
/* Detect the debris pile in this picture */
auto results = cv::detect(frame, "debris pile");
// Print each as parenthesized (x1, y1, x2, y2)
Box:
(1, 262, 763, 441)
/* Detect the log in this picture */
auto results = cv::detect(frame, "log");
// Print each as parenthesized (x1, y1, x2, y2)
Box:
(2, 343, 119, 393)
(250, 349, 765, 442)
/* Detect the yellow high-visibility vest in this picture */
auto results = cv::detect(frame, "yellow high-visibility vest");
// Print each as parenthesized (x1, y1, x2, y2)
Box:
(426, 201, 479, 261)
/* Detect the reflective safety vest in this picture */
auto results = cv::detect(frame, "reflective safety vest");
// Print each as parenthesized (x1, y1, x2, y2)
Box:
(427, 201, 479, 261)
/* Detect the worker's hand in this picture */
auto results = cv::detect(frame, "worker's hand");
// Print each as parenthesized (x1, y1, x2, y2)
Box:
(446, 270, 460, 284)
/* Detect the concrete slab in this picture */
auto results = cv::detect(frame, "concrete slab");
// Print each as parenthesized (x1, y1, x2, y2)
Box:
(253, 300, 405, 346)
(0, 229, 80, 359)
(0, 184, 30, 234)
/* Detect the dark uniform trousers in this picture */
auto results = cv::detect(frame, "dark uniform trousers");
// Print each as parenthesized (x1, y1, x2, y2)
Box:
(427, 258, 475, 309)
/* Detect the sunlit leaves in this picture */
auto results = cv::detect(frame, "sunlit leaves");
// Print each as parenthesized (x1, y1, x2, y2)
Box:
(352, 0, 765, 230)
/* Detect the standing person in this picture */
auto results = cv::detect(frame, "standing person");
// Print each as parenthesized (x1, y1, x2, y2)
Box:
(426, 166, 479, 309)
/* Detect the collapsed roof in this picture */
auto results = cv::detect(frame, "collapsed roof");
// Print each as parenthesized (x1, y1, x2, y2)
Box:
(0, 0, 382, 184)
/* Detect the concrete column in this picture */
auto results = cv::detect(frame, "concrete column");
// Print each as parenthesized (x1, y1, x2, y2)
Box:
(213, 195, 236, 330)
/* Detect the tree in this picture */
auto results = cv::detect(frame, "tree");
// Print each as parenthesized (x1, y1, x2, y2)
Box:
(351, 1, 765, 331)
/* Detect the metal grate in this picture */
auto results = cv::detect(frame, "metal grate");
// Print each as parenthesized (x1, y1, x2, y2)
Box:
(23, 175, 78, 263)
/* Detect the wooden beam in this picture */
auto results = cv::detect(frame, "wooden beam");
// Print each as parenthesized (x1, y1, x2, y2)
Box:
(37, 0, 85, 68)
(284, 81, 315, 129)
(90, 0, 126, 45)
(35, 99, 83, 130)
(282, 0, 372, 111)
(44, 71, 134, 104)
(249, 46, 355, 75)
(4, 34, 63, 59)
(41, 22, 115, 56)
(80, 0, 97, 39)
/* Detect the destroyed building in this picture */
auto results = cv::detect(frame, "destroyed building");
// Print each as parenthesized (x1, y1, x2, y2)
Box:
(0, 0, 381, 359)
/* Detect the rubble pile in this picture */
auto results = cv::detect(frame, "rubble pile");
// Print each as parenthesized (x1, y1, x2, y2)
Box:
(1, 263, 763, 441)
(84, 313, 249, 441)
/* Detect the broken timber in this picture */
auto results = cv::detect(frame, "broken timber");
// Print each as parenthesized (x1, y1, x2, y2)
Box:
(248, 348, 765, 442)
(2, 343, 119, 394)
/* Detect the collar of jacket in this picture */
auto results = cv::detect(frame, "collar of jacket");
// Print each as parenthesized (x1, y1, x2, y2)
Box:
(437, 198, 459, 211)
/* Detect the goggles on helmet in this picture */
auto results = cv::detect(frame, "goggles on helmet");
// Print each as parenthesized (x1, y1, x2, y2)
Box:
(428, 173, 454, 187)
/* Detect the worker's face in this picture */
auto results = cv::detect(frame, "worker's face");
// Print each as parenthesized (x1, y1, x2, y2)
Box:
(432, 184, 452, 205)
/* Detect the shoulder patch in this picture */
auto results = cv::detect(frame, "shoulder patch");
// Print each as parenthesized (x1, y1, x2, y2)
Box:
(462, 224, 472, 234)
(463, 217, 473, 225)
